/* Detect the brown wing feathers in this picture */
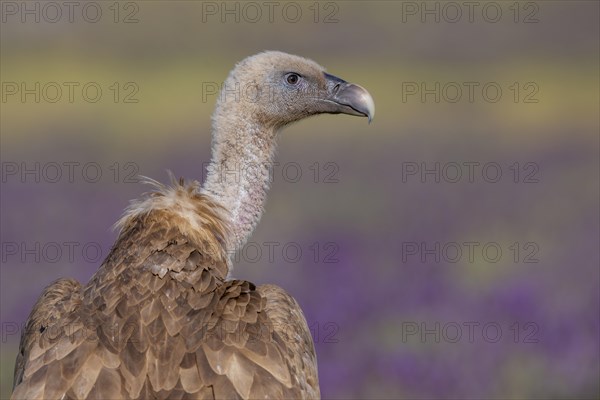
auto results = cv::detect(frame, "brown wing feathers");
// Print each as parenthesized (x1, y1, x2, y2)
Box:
(13, 278, 83, 391)
(12, 180, 319, 399)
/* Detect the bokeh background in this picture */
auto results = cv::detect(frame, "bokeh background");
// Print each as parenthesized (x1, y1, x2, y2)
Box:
(1, 1, 598, 398)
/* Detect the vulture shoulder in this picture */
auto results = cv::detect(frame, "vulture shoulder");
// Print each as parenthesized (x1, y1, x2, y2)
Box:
(11, 180, 319, 400)
(13, 278, 83, 390)
(257, 284, 320, 398)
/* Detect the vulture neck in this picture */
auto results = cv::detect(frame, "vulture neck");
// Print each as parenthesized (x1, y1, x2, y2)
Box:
(201, 108, 277, 255)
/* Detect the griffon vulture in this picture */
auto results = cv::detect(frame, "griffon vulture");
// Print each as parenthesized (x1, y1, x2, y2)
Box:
(12, 51, 374, 399)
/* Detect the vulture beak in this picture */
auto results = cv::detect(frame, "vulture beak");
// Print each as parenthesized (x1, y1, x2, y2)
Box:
(323, 73, 375, 123)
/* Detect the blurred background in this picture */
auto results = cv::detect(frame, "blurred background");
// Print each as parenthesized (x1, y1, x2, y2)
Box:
(1, 1, 598, 398)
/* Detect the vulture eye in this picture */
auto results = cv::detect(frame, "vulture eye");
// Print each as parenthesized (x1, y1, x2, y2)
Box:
(285, 73, 300, 85)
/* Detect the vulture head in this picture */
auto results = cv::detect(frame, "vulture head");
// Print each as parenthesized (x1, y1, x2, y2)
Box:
(205, 51, 375, 252)
(213, 51, 375, 131)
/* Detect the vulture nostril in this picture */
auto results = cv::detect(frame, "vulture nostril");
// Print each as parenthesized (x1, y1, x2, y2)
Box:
(333, 83, 341, 93)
